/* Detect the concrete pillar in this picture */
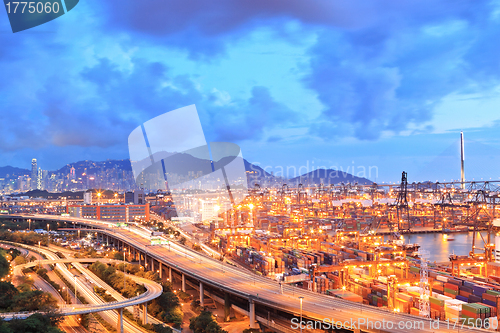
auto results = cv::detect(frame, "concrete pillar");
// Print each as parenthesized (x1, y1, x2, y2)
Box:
(168, 267, 172, 282)
(117, 308, 123, 333)
(224, 292, 230, 322)
(142, 302, 148, 325)
(159, 262, 163, 279)
(249, 299, 258, 329)
(139, 252, 142, 266)
(182, 273, 186, 292)
(200, 282, 204, 307)
(151, 258, 154, 272)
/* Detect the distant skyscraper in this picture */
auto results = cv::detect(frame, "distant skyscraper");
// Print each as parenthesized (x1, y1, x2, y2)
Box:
(37, 167, 42, 190)
(31, 158, 37, 190)
(83, 191, 92, 204)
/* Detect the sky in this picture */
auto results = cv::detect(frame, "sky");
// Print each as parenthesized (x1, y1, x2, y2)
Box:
(1, 0, 500, 183)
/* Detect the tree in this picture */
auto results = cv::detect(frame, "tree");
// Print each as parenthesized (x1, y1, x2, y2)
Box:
(0, 252, 9, 278)
(9, 313, 63, 333)
(152, 323, 173, 333)
(162, 281, 173, 292)
(0, 281, 18, 309)
(102, 265, 116, 280)
(16, 283, 32, 293)
(89, 261, 107, 277)
(191, 299, 202, 313)
(10, 290, 58, 312)
(13, 256, 27, 266)
(36, 267, 48, 279)
(179, 237, 187, 245)
(144, 271, 160, 282)
(162, 306, 183, 328)
(113, 251, 124, 261)
(189, 310, 227, 333)
(158, 292, 180, 310)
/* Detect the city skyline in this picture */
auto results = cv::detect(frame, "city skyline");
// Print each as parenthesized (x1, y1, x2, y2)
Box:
(1, 0, 500, 183)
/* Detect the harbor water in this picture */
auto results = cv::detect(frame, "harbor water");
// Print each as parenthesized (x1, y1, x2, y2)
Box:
(403, 232, 494, 263)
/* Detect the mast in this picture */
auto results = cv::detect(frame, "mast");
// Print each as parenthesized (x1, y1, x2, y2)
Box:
(460, 131, 465, 189)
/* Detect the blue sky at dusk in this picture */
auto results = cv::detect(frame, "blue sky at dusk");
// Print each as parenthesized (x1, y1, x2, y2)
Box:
(1, 0, 500, 183)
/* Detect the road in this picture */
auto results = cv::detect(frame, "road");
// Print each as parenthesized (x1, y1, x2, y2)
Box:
(49, 243, 174, 330)
(6, 214, 494, 333)
(1, 243, 162, 333)
(6, 243, 161, 333)
(30, 273, 89, 333)
(0, 242, 90, 333)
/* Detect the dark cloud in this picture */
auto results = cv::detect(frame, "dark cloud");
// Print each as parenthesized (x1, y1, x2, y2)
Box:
(203, 86, 297, 142)
(94, 0, 490, 58)
(0, 50, 292, 162)
(303, 0, 500, 140)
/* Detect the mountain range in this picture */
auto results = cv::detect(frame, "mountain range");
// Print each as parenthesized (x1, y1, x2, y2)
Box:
(0, 158, 373, 186)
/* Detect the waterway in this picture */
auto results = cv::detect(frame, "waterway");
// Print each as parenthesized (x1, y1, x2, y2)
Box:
(402, 232, 494, 263)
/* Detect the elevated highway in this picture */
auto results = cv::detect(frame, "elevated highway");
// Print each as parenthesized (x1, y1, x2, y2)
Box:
(0, 241, 163, 333)
(2, 214, 492, 333)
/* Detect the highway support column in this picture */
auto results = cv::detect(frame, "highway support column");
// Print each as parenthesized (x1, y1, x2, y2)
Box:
(159, 262, 163, 279)
(199, 282, 204, 307)
(249, 298, 258, 329)
(117, 308, 124, 333)
(182, 273, 186, 292)
(142, 302, 148, 325)
(168, 267, 172, 282)
(224, 292, 231, 322)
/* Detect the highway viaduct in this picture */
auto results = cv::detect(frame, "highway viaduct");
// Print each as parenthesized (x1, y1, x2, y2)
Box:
(1, 214, 492, 333)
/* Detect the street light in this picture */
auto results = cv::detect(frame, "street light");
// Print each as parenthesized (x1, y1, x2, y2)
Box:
(299, 296, 304, 333)
(63, 286, 67, 303)
(74, 275, 77, 304)
(123, 251, 126, 292)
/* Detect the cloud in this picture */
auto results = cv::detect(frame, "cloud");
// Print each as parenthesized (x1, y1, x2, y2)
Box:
(203, 86, 298, 142)
(303, 0, 500, 141)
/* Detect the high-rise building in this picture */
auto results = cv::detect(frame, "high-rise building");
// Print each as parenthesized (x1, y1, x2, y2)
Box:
(31, 159, 37, 190)
(83, 191, 92, 204)
(37, 167, 42, 190)
(124, 190, 144, 204)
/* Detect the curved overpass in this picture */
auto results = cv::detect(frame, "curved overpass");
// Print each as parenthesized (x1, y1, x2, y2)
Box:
(2, 214, 491, 333)
(0, 241, 163, 333)
(6, 258, 163, 316)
